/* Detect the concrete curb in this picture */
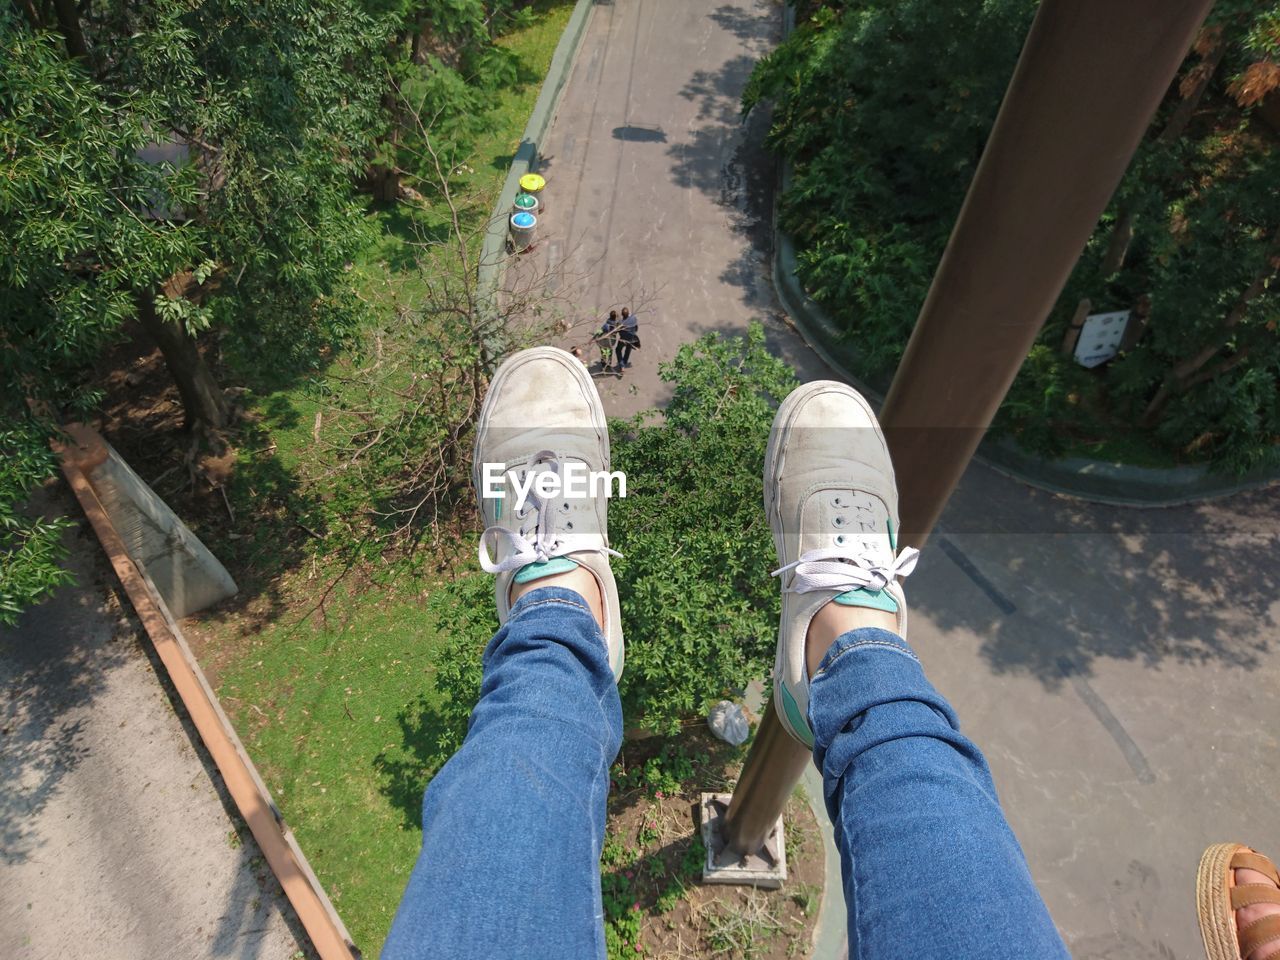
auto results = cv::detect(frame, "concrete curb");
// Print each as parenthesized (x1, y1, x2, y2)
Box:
(801, 763, 846, 960)
(477, 0, 597, 301)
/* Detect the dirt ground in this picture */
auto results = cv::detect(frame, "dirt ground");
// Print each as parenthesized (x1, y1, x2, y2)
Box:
(608, 728, 823, 960)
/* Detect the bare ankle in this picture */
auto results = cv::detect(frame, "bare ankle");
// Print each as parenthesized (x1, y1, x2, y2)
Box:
(509, 565, 605, 630)
(805, 600, 899, 677)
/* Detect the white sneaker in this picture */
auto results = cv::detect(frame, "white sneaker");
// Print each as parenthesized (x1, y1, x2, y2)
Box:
(764, 381, 919, 747)
(471, 347, 624, 679)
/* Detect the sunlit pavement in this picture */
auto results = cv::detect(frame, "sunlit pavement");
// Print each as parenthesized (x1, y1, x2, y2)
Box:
(0, 503, 302, 960)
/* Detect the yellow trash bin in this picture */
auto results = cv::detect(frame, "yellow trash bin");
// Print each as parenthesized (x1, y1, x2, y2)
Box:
(518, 173, 546, 213)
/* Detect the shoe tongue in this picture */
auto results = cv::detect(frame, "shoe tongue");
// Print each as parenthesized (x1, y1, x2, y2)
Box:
(513, 557, 579, 584)
(829, 491, 898, 611)
(833, 586, 898, 612)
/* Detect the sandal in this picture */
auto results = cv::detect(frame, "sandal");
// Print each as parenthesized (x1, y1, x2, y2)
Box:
(1198, 843, 1280, 960)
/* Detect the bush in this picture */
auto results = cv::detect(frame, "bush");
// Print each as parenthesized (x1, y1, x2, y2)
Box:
(744, 0, 1036, 375)
(749, 0, 1280, 472)
(610, 323, 797, 733)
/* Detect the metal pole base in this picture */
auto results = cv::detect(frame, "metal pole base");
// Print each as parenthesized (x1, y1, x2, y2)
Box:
(699, 793, 787, 888)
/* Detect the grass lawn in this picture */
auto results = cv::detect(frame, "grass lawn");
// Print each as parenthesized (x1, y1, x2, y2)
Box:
(352, 0, 575, 313)
(213, 565, 495, 952)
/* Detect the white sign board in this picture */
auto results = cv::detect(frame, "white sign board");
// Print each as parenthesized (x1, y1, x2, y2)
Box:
(1074, 310, 1131, 369)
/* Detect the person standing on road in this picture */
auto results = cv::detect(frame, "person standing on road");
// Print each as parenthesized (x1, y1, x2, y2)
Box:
(615, 307, 640, 371)
(593, 310, 622, 374)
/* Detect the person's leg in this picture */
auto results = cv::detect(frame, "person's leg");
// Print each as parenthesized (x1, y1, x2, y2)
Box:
(765, 380, 1068, 960)
(384, 347, 626, 959)
(381, 582, 620, 960)
(617, 342, 633, 369)
(808, 619, 1068, 959)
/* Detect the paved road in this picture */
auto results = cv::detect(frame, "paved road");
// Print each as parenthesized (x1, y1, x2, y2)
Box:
(523, 0, 827, 416)
(529, 1, 1280, 957)
(0, 493, 303, 960)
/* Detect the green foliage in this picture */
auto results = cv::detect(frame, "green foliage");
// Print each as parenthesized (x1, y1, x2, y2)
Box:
(601, 834, 645, 959)
(611, 323, 798, 734)
(2, 0, 386, 386)
(0, 426, 73, 626)
(745, 0, 1036, 373)
(615, 743, 698, 798)
(751, 0, 1280, 472)
(1, 11, 192, 412)
(367, 0, 543, 201)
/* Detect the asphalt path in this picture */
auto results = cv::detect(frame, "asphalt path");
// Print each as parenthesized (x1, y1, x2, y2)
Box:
(0, 493, 303, 960)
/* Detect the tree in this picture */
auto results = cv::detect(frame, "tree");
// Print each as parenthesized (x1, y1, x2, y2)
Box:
(4, 1, 386, 432)
(747, 0, 1280, 471)
(2, 11, 195, 618)
(1, 1, 385, 617)
(359, 0, 527, 204)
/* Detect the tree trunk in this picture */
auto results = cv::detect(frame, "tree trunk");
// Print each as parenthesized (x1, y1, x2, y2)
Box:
(51, 0, 90, 61)
(412, 16, 428, 65)
(1098, 212, 1133, 278)
(16, 0, 44, 31)
(367, 163, 401, 202)
(365, 84, 402, 202)
(135, 288, 229, 430)
(1060, 297, 1091, 356)
(1155, 32, 1226, 147)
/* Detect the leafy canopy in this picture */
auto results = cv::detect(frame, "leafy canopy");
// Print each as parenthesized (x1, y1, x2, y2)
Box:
(748, 0, 1280, 471)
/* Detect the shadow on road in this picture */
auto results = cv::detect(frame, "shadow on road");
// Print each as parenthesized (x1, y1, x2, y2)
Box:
(667, 2, 781, 319)
(0, 516, 126, 867)
(914, 470, 1279, 689)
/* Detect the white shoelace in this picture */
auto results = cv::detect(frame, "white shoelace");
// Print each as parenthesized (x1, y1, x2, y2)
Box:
(772, 544, 920, 594)
(478, 450, 622, 574)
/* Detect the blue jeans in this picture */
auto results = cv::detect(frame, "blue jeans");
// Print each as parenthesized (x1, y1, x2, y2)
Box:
(381, 587, 1068, 959)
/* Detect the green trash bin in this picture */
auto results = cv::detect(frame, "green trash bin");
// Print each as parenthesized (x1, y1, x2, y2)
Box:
(519, 173, 546, 214)
(513, 192, 539, 217)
